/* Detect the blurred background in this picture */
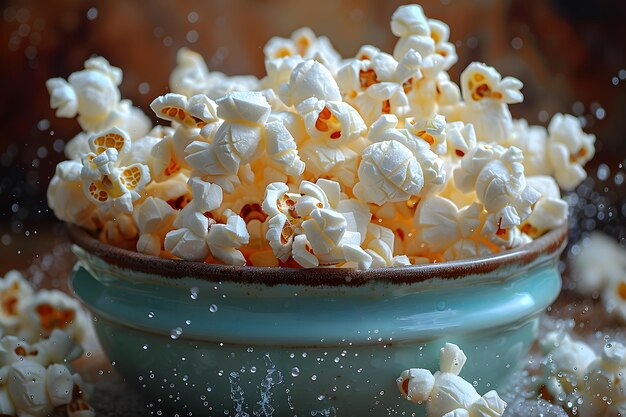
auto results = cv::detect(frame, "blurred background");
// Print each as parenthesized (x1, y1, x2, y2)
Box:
(1, 0, 625, 274)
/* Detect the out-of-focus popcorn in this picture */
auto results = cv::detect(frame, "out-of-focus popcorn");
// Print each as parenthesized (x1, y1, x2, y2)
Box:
(169, 48, 259, 100)
(0, 271, 33, 333)
(547, 113, 596, 191)
(541, 333, 626, 416)
(46, 3, 595, 269)
(570, 232, 626, 296)
(46, 56, 150, 138)
(18, 289, 89, 343)
(397, 342, 507, 416)
(263, 27, 342, 73)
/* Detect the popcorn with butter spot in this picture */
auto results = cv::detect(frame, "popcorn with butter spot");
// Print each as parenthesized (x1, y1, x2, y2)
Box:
(18, 289, 89, 344)
(547, 113, 596, 191)
(520, 176, 568, 238)
(397, 342, 507, 416)
(151, 93, 221, 139)
(80, 128, 151, 213)
(0, 271, 33, 333)
(133, 197, 177, 257)
(459, 62, 523, 142)
(406, 113, 447, 156)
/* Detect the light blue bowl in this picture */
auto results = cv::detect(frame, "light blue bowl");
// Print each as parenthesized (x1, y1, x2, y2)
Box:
(68, 225, 567, 416)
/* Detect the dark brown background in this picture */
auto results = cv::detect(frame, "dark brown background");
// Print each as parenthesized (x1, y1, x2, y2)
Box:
(1, 0, 625, 274)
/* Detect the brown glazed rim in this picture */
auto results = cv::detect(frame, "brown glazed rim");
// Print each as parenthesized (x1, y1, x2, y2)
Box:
(67, 224, 568, 287)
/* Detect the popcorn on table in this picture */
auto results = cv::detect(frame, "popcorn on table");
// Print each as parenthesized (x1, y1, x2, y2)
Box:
(46, 3, 595, 269)
(541, 331, 626, 416)
(397, 342, 507, 416)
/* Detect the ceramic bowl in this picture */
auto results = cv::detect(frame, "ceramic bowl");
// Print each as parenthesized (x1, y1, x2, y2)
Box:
(67, 224, 567, 416)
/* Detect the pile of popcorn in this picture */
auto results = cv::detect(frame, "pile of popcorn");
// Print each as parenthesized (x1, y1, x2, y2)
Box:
(0, 270, 93, 417)
(46, 4, 595, 269)
(540, 331, 626, 416)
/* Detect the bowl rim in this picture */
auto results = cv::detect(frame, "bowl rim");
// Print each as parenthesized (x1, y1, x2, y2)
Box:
(67, 223, 568, 286)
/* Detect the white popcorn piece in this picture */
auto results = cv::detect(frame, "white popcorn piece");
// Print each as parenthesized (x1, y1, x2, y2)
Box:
(0, 270, 33, 332)
(547, 113, 596, 190)
(18, 289, 89, 343)
(98, 212, 139, 251)
(297, 97, 366, 145)
(210, 92, 271, 175)
(264, 121, 305, 176)
(520, 176, 568, 238)
(505, 119, 550, 177)
(264, 37, 298, 60)
(46, 57, 150, 136)
(302, 208, 347, 256)
(353, 140, 424, 205)
(133, 197, 178, 256)
(454, 144, 539, 221)
(279, 60, 341, 107)
(206, 209, 250, 266)
(264, 27, 342, 73)
(391, 4, 430, 38)
(413, 195, 462, 255)
(397, 343, 507, 416)
(151, 93, 220, 133)
(262, 55, 305, 94)
(571, 232, 626, 296)
(362, 224, 410, 268)
(291, 234, 320, 268)
(444, 121, 477, 160)
(169, 48, 259, 100)
(5, 360, 53, 417)
(428, 19, 458, 71)
(80, 128, 151, 213)
(602, 276, 626, 323)
(406, 113, 447, 156)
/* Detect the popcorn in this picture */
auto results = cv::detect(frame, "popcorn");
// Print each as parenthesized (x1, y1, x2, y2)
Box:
(262, 179, 370, 267)
(353, 139, 424, 205)
(547, 113, 596, 190)
(279, 60, 342, 107)
(80, 128, 151, 213)
(46, 3, 595, 269)
(18, 289, 89, 343)
(46, 56, 150, 137)
(133, 197, 177, 256)
(570, 232, 626, 296)
(459, 62, 523, 142)
(520, 176, 568, 238)
(0, 271, 33, 332)
(169, 48, 259, 100)
(164, 178, 249, 264)
(540, 331, 596, 406)
(263, 27, 342, 73)
(397, 342, 507, 416)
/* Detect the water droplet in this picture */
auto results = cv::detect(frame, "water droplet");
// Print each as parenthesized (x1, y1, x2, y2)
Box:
(209, 304, 218, 313)
(148, 311, 155, 318)
(86, 7, 98, 20)
(247, 347, 254, 353)
(143, 344, 148, 350)
(185, 319, 191, 326)
(250, 366, 257, 373)
(334, 357, 340, 363)
(190, 287, 199, 299)
(436, 300, 446, 311)
(291, 367, 300, 377)
(311, 375, 317, 381)
(170, 327, 183, 340)
(318, 394, 325, 401)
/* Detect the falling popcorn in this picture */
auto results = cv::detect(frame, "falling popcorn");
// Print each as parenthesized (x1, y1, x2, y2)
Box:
(46, 3, 594, 269)
(397, 342, 507, 416)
